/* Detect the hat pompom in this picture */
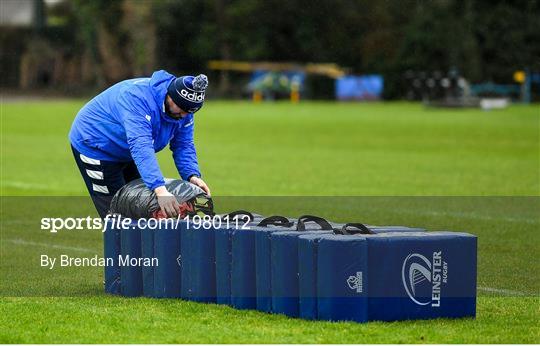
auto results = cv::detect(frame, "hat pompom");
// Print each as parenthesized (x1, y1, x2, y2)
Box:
(192, 74, 208, 91)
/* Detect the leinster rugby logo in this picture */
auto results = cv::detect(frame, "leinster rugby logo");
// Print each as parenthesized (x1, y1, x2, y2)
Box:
(347, 271, 363, 293)
(402, 252, 447, 307)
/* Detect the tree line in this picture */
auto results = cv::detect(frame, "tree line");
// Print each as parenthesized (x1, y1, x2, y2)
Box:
(2, 0, 539, 98)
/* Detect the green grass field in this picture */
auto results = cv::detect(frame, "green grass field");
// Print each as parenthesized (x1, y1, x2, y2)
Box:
(1, 99, 539, 343)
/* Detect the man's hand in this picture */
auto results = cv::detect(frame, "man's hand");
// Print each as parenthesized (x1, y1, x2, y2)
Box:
(154, 186, 180, 218)
(189, 176, 211, 196)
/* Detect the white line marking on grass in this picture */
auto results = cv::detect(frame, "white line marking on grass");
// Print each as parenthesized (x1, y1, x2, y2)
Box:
(396, 209, 539, 225)
(4, 238, 98, 254)
(2, 180, 59, 191)
(478, 286, 528, 296)
(1, 220, 34, 225)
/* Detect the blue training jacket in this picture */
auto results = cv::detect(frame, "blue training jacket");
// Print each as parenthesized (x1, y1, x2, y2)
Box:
(69, 70, 201, 191)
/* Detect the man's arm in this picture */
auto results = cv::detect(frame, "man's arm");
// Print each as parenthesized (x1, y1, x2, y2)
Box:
(170, 114, 200, 180)
(170, 115, 211, 195)
(119, 92, 165, 190)
(119, 92, 180, 217)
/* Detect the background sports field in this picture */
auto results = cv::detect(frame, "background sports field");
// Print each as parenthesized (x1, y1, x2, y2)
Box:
(1, 100, 539, 343)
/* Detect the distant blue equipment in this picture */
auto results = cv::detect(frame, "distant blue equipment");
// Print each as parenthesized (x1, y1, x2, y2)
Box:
(336, 75, 384, 100)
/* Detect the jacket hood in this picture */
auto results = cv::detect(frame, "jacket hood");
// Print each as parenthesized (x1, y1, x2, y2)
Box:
(149, 70, 182, 123)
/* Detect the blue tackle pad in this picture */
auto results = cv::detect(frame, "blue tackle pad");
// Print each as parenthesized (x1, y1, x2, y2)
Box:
(297, 225, 426, 319)
(152, 222, 182, 298)
(215, 225, 234, 305)
(119, 222, 143, 297)
(214, 212, 264, 306)
(254, 219, 298, 313)
(180, 219, 216, 302)
(270, 230, 333, 317)
(316, 231, 477, 322)
(103, 219, 121, 295)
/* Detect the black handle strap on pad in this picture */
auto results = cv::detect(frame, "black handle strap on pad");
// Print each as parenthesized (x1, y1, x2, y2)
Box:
(334, 223, 374, 235)
(296, 215, 333, 231)
(257, 215, 294, 228)
(226, 210, 254, 222)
